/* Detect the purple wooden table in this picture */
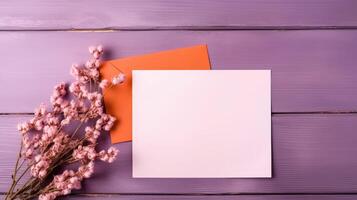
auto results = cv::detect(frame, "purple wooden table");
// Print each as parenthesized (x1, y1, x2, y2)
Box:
(1, 1, 357, 199)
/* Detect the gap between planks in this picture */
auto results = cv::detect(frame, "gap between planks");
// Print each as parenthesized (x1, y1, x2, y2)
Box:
(1, 111, 357, 116)
(3, 192, 357, 196)
(1, 26, 357, 32)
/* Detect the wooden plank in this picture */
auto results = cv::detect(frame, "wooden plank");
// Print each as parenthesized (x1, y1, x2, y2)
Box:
(0, 0, 357, 30)
(1, 194, 357, 200)
(1, 114, 357, 193)
(1, 31, 357, 113)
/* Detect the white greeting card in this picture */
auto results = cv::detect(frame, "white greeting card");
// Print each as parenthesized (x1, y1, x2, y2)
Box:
(132, 70, 271, 178)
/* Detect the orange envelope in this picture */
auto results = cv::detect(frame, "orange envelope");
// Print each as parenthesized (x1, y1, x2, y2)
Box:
(100, 45, 211, 143)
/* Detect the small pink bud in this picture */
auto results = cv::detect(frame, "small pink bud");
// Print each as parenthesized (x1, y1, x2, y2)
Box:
(25, 148, 33, 158)
(38, 170, 46, 178)
(93, 51, 100, 59)
(111, 73, 125, 85)
(99, 79, 109, 89)
(97, 45, 103, 52)
(95, 60, 101, 67)
(88, 46, 96, 54)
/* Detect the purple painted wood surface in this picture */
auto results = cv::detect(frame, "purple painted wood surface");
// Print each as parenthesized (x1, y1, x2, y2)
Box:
(2, 114, 357, 193)
(1, 195, 357, 200)
(2, 1, 357, 199)
(0, 0, 357, 30)
(1, 31, 357, 113)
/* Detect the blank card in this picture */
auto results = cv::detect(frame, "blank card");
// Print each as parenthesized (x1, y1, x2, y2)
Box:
(132, 70, 271, 178)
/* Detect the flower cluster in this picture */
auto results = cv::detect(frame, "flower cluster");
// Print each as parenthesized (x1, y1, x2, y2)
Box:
(6, 46, 123, 200)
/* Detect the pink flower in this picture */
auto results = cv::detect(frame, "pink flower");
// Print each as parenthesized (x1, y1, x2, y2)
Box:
(70, 64, 80, 78)
(34, 104, 46, 117)
(89, 45, 103, 59)
(95, 114, 116, 131)
(73, 145, 97, 161)
(78, 161, 94, 178)
(111, 73, 125, 85)
(97, 45, 103, 53)
(88, 46, 96, 54)
(69, 81, 87, 98)
(87, 92, 102, 107)
(43, 125, 57, 137)
(99, 79, 110, 89)
(31, 155, 50, 179)
(17, 122, 31, 134)
(85, 126, 101, 144)
(98, 147, 119, 163)
(9, 45, 120, 200)
(39, 193, 57, 200)
(34, 119, 44, 131)
(53, 83, 66, 97)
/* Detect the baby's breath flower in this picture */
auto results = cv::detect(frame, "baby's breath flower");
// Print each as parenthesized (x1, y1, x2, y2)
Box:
(112, 73, 126, 85)
(8, 45, 119, 200)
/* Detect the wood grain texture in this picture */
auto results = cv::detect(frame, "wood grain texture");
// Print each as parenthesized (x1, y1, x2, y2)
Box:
(1, 0, 355, 198)
(2, 114, 357, 193)
(1, 194, 357, 200)
(2, 194, 357, 200)
(0, 0, 357, 30)
(1, 31, 357, 113)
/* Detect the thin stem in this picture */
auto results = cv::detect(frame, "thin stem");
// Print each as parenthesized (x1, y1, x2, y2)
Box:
(9, 72, 102, 199)
(15, 128, 87, 199)
(15, 159, 25, 174)
(41, 124, 63, 154)
(22, 138, 84, 198)
(71, 120, 84, 139)
(25, 186, 59, 200)
(12, 164, 31, 188)
(5, 142, 23, 200)
(89, 79, 92, 92)
(24, 152, 73, 197)
(71, 109, 91, 139)
(11, 177, 36, 199)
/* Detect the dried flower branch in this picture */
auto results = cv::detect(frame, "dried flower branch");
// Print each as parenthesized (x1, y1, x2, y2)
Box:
(6, 46, 124, 200)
